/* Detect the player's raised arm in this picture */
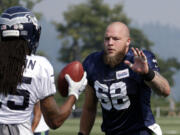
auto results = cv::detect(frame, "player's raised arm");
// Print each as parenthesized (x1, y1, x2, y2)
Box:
(124, 47, 170, 97)
(40, 70, 87, 129)
(40, 95, 76, 129)
(145, 71, 170, 96)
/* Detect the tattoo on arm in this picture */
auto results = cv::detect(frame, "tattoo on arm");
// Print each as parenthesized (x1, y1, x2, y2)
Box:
(145, 71, 170, 97)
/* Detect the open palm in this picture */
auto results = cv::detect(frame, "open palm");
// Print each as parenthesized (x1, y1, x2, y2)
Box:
(124, 47, 149, 74)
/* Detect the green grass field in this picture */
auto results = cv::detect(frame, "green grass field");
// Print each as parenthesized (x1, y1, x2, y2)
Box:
(49, 116, 180, 135)
(157, 117, 180, 135)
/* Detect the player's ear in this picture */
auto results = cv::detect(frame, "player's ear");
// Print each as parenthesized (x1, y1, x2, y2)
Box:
(126, 38, 131, 47)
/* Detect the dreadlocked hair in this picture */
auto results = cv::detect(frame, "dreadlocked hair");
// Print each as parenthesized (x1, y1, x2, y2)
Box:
(0, 38, 28, 96)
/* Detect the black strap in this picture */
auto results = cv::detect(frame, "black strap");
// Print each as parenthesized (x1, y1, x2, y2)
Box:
(143, 69, 155, 81)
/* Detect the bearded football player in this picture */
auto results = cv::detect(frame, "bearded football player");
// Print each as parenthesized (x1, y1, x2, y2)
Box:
(78, 22, 170, 135)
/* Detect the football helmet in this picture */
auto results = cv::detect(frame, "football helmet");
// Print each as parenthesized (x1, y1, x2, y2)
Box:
(0, 6, 41, 54)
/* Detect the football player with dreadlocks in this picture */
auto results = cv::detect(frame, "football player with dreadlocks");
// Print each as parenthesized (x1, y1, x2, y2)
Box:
(0, 6, 87, 135)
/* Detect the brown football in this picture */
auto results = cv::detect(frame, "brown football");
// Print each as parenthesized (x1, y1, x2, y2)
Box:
(57, 61, 84, 97)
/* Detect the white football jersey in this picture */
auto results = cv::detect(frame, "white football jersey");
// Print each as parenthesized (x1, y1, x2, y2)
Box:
(0, 55, 56, 125)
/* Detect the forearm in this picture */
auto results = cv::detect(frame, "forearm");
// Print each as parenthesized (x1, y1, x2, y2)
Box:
(41, 95, 76, 129)
(79, 85, 98, 135)
(80, 108, 97, 135)
(57, 95, 76, 125)
(145, 71, 170, 97)
(31, 116, 41, 132)
(32, 102, 41, 132)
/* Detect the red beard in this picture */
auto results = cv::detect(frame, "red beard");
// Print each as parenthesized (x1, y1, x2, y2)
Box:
(103, 47, 127, 68)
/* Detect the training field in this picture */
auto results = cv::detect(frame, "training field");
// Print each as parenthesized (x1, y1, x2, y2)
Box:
(49, 117, 103, 135)
(49, 116, 180, 135)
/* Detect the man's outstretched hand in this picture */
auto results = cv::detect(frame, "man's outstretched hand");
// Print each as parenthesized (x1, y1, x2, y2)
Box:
(124, 47, 149, 75)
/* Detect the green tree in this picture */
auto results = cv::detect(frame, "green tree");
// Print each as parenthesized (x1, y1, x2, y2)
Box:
(54, 0, 154, 63)
(55, 0, 180, 89)
(157, 57, 180, 86)
(0, 0, 42, 19)
(54, 0, 129, 62)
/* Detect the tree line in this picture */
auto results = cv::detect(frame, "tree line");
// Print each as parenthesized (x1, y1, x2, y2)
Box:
(1, 0, 180, 95)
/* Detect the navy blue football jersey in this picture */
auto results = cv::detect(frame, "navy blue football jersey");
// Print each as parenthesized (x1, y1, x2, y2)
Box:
(83, 49, 159, 135)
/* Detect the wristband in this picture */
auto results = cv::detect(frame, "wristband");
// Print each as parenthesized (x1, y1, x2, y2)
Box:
(78, 132, 84, 135)
(143, 68, 155, 81)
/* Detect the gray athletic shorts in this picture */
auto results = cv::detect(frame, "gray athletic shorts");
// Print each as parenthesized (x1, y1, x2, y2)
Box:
(0, 124, 19, 135)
